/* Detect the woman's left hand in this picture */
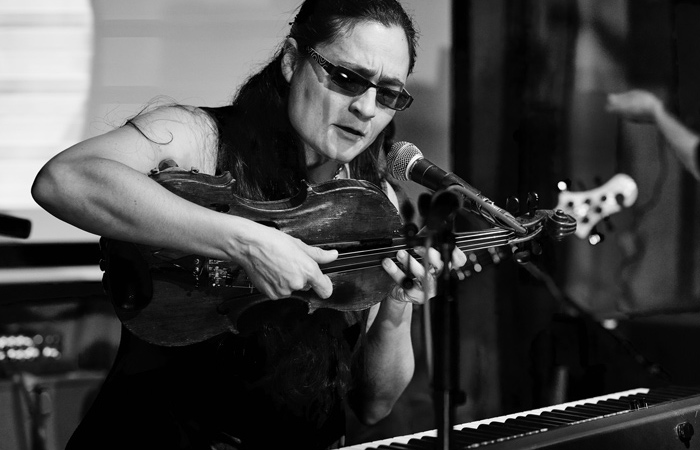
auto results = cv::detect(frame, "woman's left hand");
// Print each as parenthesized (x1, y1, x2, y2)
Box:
(382, 246, 467, 304)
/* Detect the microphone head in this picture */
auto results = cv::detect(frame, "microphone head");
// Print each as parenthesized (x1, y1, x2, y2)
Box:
(386, 141, 422, 181)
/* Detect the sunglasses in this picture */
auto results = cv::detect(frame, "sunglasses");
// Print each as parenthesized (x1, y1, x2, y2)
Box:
(306, 46, 413, 111)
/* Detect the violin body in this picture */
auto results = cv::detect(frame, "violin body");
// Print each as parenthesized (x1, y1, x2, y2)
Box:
(101, 167, 404, 346)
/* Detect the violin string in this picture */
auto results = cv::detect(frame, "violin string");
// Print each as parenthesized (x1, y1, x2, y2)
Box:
(329, 229, 512, 264)
(329, 228, 512, 261)
(323, 231, 513, 274)
(330, 232, 512, 260)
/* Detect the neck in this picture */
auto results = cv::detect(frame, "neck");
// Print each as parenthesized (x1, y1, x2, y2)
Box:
(307, 160, 343, 183)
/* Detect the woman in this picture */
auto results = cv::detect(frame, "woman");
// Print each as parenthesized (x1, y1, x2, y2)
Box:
(32, 0, 466, 448)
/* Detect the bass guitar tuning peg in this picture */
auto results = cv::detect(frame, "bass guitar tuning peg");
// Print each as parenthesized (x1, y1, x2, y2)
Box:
(588, 225, 605, 246)
(557, 178, 572, 192)
(506, 196, 520, 215)
(526, 192, 539, 215)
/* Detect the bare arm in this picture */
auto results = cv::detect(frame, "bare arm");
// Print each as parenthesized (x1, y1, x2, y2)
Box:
(606, 90, 700, 180)
(31, 106, 336, 299)
(349, 182, 466, 424)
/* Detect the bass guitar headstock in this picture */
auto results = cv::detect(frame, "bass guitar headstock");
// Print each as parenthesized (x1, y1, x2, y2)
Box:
(458, 173, 639, 277)
(555, 173, 638, 240)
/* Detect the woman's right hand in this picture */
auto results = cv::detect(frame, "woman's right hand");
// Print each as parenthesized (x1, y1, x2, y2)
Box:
(234, 224, 338, 300)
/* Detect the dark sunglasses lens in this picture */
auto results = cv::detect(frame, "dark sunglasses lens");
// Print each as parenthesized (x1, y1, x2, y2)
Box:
(331, 69, 368, 95)
(378, 89, 412, 110)
(377, 89, 400, 109)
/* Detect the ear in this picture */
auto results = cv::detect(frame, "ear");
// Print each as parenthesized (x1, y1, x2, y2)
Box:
(281, 38, 299, 84)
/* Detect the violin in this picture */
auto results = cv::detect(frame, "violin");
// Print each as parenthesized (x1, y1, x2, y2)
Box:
(100, 167, 575, 346)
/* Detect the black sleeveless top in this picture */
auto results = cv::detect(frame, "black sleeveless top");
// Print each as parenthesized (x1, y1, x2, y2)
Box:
(67, 106, 366, 450)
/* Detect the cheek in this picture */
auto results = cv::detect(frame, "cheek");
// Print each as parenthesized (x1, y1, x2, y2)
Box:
(287, 81, 317, 135)
(291, 69, 329, 111)
(372, 112, 396, 139)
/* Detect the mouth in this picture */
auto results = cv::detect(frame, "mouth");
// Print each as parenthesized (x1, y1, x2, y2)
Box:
(336, 124, 365, 138)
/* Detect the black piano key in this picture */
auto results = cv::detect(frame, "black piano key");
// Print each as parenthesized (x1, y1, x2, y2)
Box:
(506, 415, 562, 428)
(451, 431, 498, 446)
(478, 423, 531, 438)
(419, 432, 492, 447)
(375, 443, 426, 450)
(567, 404, 620, 417)
(563, 405, 614, 419)
(422, 435, 481, 448)
(597, 399, 636, 410)
(603, 397, 637, 405)
(539, 410, 582, 423)
(461, 425, 514, 439)
(520, 413, 571, 425)
(375, 438, 433, 450)
(560, 407, 606, 418)
(552, 409, 596, 420)
(405, 437, 439, 449)
(486, 420, 544, 433)
(569, 406, 615, 417)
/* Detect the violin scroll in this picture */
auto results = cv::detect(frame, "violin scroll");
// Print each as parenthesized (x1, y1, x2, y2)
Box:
(507, 206, 576, 245)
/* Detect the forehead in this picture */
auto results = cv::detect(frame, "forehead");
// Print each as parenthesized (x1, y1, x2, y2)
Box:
(318, 21, 411, 84)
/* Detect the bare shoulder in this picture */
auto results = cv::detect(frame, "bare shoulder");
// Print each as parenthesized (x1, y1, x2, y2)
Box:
(127, 105, 219, 174)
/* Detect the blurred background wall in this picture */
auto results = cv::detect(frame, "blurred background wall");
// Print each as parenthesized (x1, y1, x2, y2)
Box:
(3, 0, 700, 449)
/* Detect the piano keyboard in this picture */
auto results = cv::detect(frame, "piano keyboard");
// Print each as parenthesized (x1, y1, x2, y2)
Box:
(342, 385, 700, 449)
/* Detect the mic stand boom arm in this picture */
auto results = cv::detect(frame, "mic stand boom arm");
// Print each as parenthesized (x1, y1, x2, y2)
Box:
(447, 182, 526, 235)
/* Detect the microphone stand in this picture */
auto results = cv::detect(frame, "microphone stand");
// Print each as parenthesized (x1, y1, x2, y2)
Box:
(423, 188, 464, 450)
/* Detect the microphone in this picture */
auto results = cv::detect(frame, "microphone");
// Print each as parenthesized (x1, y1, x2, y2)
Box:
(386, 141, 526, 234)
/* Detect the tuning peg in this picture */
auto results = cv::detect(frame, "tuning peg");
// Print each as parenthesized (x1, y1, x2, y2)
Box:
(588, 226, 605, 245)
(506, 196, 520, 214)
(527, 192, 539, 215)
(400, 199, 415, 222)
(513, 250, 531, 264)
(588, 233, 604, 245)
(417, 193, 432, 218)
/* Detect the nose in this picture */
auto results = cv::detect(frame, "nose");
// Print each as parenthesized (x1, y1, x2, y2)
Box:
(350, 87, 378, 119)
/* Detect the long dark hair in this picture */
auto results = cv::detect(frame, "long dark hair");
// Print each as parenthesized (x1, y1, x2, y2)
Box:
(216, 0, 419, 201)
